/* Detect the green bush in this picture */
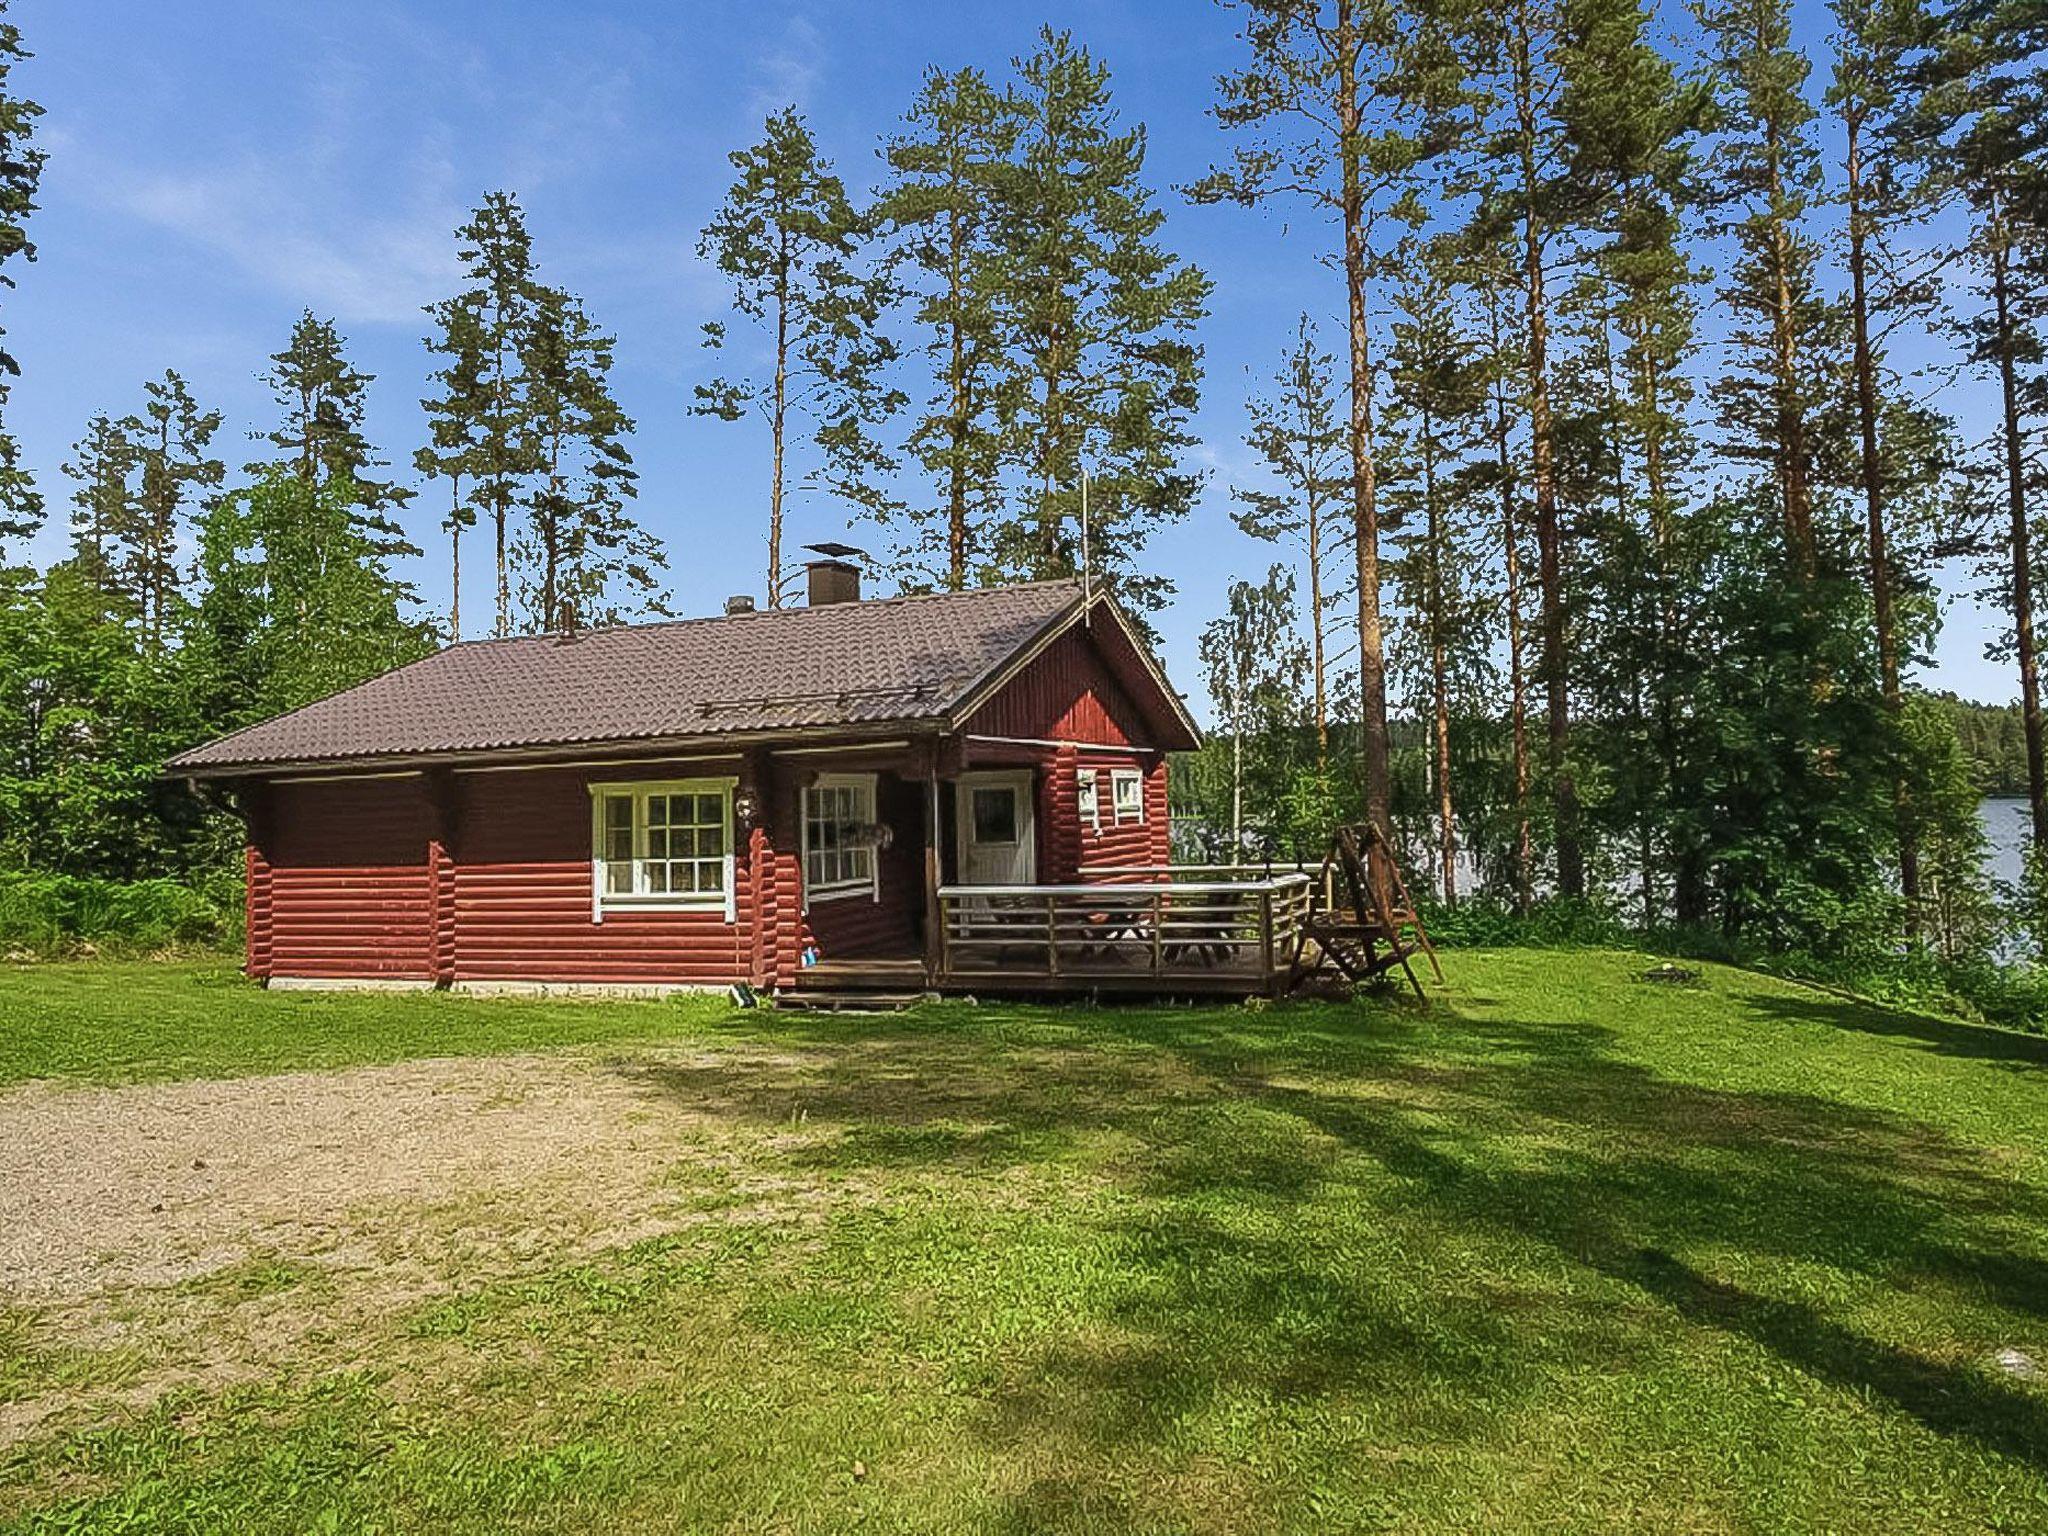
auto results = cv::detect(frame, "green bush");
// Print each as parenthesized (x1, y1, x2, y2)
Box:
(0, 871, 244, 956)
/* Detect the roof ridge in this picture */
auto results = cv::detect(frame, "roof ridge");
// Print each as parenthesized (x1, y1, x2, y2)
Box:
(438, 576, 1086, 653)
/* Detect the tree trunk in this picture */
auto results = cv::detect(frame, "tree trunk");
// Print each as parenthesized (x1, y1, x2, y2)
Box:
(1307, 487, 1330, 772)
(1762, 73, 1815, 578)
(1845, 112, 1919, 931)
(1489, 291, 1533, 914)
(449, 483, 463, 645)
(1992, 198, 2048, 855)
(768, 259, 790, 609)
(1339, 0, 1392, 834)
(947, 202, 970, 591)
(1512, 4, 1579, 897)
(1425, 420, 1456, 904)
(1231, 686, 1245, 862)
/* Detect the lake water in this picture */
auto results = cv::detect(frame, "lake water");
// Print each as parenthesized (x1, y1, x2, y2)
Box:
(1982, 797, 2032, 890)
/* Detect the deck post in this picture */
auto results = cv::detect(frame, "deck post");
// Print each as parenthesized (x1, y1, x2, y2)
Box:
(922, 745, 945, 987)
(1046, 893, 1060, 977)
(1259, 888, 1275, 986)
(1150, 889, 1164, 977)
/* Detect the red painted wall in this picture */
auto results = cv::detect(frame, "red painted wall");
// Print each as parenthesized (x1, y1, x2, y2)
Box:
(263, 777, 434, 979)
(964, 628, 1150, 747)
(451, 764, 754, 986)
(247, 619, 1178, 986)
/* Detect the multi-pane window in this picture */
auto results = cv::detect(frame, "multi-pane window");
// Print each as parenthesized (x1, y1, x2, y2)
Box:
(1077, 769, 1101, 832)
(591, 780, 733, 917)
(804, 774, 876, 900)
(1112, 770, 1144, 825)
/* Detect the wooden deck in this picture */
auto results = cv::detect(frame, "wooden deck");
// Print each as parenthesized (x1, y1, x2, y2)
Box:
(786, 868, 1320, 1000)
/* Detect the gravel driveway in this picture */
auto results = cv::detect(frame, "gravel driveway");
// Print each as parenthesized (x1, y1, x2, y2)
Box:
(0, 1044, 822, 1444)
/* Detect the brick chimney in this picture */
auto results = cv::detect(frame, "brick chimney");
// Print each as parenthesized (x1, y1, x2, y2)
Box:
(806, 558, 861, 606)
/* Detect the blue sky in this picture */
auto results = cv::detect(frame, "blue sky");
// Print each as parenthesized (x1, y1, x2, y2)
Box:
(6, 0, 2018, 708)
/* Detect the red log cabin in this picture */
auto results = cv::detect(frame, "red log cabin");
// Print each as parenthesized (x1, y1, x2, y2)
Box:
(169, 562, 1251, 1000)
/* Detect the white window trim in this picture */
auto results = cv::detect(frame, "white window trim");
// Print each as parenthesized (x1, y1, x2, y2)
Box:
(1077, 767, 1102, 834)
(1111, 769, 1145, 826)
(588, 777, 738, 924)
(801, 772, 881, 909)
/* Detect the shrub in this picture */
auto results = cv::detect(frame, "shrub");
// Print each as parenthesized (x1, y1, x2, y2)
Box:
(0, 871, 244, 957)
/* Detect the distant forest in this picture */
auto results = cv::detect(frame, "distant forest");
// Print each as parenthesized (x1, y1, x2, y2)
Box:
(1926, 694, 2035, 800)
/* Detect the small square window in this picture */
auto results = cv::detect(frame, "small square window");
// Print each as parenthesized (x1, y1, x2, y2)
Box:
(804, 774, 877, 900)
(1112, 771, 1144, 825)
(972, 786, 1018, 845)
(1077, 770, 1100, 832)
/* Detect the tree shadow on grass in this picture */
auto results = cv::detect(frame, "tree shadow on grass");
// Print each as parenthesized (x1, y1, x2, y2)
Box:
(626, 992, 2048, 1525)
(1736, 985, 2048, 1070)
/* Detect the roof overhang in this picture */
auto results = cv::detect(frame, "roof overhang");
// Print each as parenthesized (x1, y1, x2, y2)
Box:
(169, 717, 948, 783)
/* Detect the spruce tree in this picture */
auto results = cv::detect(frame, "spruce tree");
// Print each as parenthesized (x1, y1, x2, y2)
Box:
(874, 67, 1018, 589)
(1234, 318, 1349, 770)
(517, 285, 666, 630)
(696, 107, 899, 607)
(984, 29, 1210, 616)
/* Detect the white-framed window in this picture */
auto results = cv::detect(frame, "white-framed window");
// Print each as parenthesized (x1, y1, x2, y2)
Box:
(1112, 769, 1144, 825)
(803, 772, 879, 904)
(589, 778, 736, 922)
(1077, 768, 1101, 833)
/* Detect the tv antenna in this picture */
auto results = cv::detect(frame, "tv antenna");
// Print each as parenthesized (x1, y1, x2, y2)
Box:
(1080, 465, 1093, 627)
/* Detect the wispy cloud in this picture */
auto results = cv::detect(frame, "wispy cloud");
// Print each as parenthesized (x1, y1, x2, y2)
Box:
(748, 15, 825, 116)
(102, 154, 462, 326)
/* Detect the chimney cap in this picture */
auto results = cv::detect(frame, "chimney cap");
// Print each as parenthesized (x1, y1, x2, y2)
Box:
(804, 541, 867, 561)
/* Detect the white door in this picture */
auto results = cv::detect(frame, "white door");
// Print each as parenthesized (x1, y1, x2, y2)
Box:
(955, 772, 1037, 885)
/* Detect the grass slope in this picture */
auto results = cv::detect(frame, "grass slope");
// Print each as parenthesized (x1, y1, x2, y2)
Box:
(2, 951, 2046, 1532)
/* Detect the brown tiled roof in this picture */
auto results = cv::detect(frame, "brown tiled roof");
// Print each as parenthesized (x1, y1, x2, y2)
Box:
(170, 580, 1108, 775)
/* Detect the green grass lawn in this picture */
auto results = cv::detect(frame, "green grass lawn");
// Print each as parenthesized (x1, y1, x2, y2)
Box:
(2, 952, 2046, 1532)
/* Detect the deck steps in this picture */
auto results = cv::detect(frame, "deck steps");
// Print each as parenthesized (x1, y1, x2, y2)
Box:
(770, 988, 932, 1013)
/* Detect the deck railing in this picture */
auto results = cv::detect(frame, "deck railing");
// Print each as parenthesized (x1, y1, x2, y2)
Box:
(935, 868, 1315, 993)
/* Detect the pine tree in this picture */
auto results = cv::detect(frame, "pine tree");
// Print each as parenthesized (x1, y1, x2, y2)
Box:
(516, 285, 665, 630)
(1456, 238, 1538, 909)
(0, 0, 42, 546)
(696, 107, 899, 607)
(444, 192, 544, 638)
(1385, 237, 1491, 903)
(417, 294, 490, 642)
(874, 67, 1019, 589)
(1829, 0, 1943, 926)
(1916, 0, 2048, 854)
(984, 29, 1210, 616)
(1194, 0, 1461, 833)
(253, 310, 413, 556)
(1697, 0, 1833, 579)
(1233, 318, 1350, 770)
(1452, 0, 1590, 894)
(118, 371, 222, 656)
